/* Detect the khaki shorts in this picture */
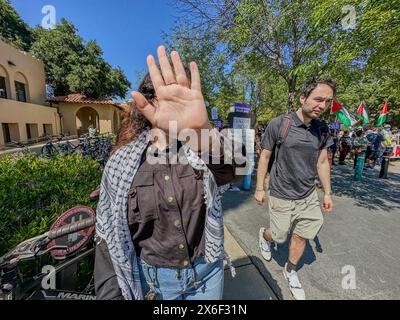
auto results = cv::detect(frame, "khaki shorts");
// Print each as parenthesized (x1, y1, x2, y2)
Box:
(268, 190, 323, 243)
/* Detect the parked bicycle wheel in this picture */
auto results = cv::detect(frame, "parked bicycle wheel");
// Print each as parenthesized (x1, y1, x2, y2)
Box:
(40, 143, 59, 158)
(58, 141, 75, 156)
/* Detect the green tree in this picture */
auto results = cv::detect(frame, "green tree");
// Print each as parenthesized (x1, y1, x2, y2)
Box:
(313, 0, 400, 123)
(0, 0, 33, 50)
(164, 24, 244, 120)
(174, 0, 355, 112)
(31, 19, 130, 99)
(164, 22, 288, 122)
(172, 0, 400, 125)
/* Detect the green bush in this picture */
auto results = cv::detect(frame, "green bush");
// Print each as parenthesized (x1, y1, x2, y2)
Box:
(0, 152, 101, 256)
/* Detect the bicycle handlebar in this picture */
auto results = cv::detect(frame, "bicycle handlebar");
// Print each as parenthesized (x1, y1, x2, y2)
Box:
(0, 217, 96, 269)
(46, 217, 96, 240)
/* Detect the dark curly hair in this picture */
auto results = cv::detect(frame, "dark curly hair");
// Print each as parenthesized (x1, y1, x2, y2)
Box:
(111, 74, 155, 154)
(300, 77, 337, 99)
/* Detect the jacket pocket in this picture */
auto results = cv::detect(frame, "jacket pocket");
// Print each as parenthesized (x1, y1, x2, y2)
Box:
(130, 172, 159, 223)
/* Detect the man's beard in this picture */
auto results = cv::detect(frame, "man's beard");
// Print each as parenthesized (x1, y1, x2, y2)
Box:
(303, 105, 320, 119)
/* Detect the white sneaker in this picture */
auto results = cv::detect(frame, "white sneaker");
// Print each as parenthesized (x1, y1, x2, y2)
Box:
(282, 263, 306, 300)
(258, 227, 272, 261)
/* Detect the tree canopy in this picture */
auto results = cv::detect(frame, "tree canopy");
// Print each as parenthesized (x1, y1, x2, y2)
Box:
(31, 20, 130, 99)
(0, 0, 32, 51)
(1, 2, 130, 99)
(167, 0, 400, 124)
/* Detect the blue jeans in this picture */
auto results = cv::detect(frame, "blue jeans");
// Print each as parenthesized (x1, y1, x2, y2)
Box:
(138, 256, 224, 300)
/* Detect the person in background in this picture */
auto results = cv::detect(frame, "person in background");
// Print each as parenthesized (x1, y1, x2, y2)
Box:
(366, 126, 384, 168)
(338, 130, 352, 165)
(378, 124, 394, 165)
(352, 128, 369, 169)
(328, 129, 338, 165)
(88, 125, 95, 138)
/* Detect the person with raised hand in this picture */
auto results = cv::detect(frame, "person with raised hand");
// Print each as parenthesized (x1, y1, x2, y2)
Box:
(94, 45, 240, 300)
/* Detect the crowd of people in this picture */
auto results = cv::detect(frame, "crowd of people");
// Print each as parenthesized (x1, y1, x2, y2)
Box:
(327, 124, 398, 169)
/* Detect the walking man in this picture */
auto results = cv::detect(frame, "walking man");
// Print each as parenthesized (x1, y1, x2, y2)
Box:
(254, 78, 334, 300)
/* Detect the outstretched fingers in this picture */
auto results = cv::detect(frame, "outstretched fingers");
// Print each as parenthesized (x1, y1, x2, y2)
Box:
(131, 91, 156, 125)
(147, 54, 164, 94)
(190, 61, 201, 91)
(157, 45, 176, 85)
(171, 51, 189, 88)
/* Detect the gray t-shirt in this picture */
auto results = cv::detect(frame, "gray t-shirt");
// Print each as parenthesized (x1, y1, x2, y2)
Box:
(261, 112, 333, 200)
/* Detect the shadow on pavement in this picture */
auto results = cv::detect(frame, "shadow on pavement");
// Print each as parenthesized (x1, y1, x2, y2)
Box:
(222, 180, 255, 212)
(245, 256, 283, 300)
(269, 235, 322, 272)
(331, 164, 400, 210)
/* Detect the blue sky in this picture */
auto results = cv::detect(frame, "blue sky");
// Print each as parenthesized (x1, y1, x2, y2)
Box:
(10, 0, 179, 99)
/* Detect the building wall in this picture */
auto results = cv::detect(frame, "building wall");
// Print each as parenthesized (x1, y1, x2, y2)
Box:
(0, 39, 60, 146)
(58, 103, 122, 136)
(0, 99, 60, 145)
(0, 40, 46, 105)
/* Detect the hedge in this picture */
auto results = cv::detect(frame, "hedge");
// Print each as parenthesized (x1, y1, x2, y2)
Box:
(0, 152, 102, 256)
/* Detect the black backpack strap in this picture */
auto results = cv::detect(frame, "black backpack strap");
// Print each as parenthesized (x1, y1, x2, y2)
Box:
(276, 115, 293, 146)
(268, 115, 292, 173)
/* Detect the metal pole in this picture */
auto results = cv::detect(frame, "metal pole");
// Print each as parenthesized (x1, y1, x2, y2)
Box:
(379, 147, 392, 179)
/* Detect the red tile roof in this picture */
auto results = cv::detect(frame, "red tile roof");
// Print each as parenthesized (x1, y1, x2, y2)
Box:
(118, 102, 131, 112)
(48, 93, 117, 105)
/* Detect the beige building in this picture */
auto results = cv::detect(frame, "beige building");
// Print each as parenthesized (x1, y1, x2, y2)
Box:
(49, 94, 124, 137)
(0, 39, 61, 146)
(0, 39, 125, 147)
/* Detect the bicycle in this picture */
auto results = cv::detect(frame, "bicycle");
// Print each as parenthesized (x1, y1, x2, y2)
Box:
(0, 191, 100, 300)
(57, 139, 78, 156)
(40, 138, 59, 158)
(10, 141, 30, 155)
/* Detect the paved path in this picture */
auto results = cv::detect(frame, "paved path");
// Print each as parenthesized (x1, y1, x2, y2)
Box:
(223, 161, 400, 300)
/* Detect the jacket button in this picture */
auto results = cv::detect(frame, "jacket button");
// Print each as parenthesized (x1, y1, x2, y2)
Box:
(178, 243, 185, 250)
(164, 175, 170, 181)
(167, 196, 174, 203)
(182, 259, 189, 267)
(174, 219, 181, 227)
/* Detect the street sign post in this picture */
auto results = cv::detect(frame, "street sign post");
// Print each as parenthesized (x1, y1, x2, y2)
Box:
(227, 110, 255, 191)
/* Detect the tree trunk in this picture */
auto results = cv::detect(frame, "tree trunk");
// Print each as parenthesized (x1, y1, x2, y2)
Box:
(287, 77, 297, 113)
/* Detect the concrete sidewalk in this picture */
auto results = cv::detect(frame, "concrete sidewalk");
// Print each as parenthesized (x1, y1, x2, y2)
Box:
(223, 226, 277, 300)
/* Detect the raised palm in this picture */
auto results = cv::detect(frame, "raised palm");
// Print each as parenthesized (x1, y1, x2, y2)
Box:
(131, 46, 210, 136)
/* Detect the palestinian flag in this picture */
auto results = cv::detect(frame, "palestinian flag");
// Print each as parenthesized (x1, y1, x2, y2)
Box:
(356, 101, 369, 125)
(330, 100, 357, 128)
(376, 101, 388, 127)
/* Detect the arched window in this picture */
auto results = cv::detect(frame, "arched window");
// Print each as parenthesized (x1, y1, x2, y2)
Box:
(14, 72, 29, 102)
(0, 64, 9, 99)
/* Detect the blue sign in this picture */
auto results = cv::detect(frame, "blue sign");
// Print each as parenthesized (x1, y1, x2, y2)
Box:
(234, 103, 251, 113)
(330, 121, 340, 130)
(211, 107, 218, 120)
(213, 119, 223, 129)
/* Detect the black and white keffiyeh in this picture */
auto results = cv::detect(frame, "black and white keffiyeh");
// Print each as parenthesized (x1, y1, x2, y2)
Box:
(95, 129, 235, 300)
